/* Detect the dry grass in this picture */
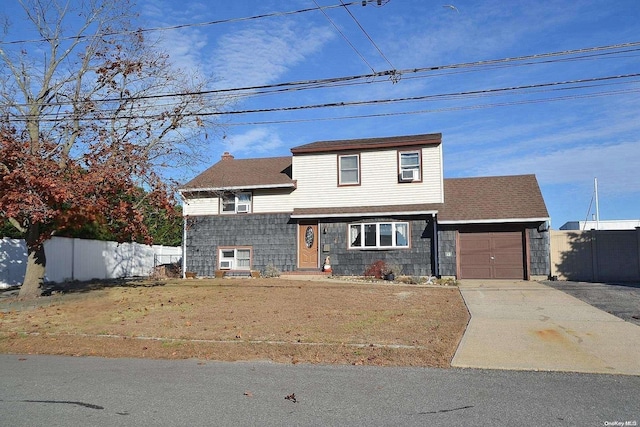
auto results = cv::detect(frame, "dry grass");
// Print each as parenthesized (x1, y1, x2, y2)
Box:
(0, 278, 469, 367)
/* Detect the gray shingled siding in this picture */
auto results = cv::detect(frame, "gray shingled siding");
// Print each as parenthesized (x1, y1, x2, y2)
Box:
(437, 229, 457, 277)
(321, 216, 434, 277)
(185, 213, 297, 277)
(186, 213, 437, 277)
(528, 226, 550, 277)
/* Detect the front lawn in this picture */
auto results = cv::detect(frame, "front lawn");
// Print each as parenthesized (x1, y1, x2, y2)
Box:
(0, 278, 469, 367)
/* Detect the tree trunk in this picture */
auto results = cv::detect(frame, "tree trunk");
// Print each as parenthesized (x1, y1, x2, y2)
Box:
(18, 224, 47, 298)
(19, 247, 47, 298)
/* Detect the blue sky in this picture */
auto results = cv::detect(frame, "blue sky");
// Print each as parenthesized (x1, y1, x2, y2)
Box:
(4, 0, 640, 228)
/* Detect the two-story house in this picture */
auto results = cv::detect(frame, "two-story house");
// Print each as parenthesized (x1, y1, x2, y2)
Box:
(179, 133, 550, 280)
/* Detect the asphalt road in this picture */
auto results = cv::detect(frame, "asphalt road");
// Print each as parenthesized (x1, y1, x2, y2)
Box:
(0, 355, 638, 426)
(543, 280, 640, 326)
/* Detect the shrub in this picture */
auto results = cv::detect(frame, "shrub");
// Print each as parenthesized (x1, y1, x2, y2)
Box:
(364, 260, 388, 279)
(263, 263, 281, 278)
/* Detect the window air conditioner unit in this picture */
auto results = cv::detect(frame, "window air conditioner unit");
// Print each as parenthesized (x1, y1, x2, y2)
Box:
(220, 260, 233, 270)
(401, 169, 417, 181)
(236, 204, 249, 213)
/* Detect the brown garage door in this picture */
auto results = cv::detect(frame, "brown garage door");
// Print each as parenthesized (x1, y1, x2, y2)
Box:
(459, 232, 524, 279)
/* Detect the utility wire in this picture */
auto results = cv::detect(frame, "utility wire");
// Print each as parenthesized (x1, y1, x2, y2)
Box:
(4, 41, 639, 111)
(313, 0, 377, 73)
(225, 87, 640, 126)
(9, 73, 639, 122)
(339, 0, 399, 82)
(0, 0, 378, 46)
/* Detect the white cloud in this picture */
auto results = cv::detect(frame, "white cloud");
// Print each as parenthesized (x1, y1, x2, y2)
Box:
(138, 0, 211, 76)
(212, 21, 335, 88)
(223, 128, 285, 156)
(474, 140, 640, 195)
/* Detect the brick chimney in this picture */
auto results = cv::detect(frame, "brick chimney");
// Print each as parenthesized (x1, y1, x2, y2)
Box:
(221, 152, 234, 161)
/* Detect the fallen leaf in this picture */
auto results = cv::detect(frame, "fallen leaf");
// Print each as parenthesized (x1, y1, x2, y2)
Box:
(285, 393, 297, 403)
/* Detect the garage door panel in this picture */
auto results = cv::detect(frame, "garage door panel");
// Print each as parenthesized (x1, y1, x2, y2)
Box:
(460, 266, 493, 278)
(494, 266, 525, 279)
(459, 231, 524, 279)
(493, 253, 523, 265)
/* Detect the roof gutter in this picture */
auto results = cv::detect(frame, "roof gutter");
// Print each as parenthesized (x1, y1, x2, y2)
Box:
(438, 217, 550, 225)
(179, 183, 296, 194)
(291, 210, 439, 219)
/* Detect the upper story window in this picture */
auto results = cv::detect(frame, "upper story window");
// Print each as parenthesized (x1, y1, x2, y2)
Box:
(338, 154, 360, 186)
(399, 150, 421, 182)
(349, 222, 409, 249)
(221, 192, 252, 214)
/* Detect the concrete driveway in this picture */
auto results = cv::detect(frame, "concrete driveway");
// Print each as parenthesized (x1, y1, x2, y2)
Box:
(452, 280, 640, 375)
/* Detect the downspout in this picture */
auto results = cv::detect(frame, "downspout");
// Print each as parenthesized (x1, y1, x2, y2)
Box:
(182, 216, 187, 279)
(432, 214, 439, 277)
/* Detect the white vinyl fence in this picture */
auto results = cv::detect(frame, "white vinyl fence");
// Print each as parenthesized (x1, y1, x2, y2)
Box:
(0, 236, 181, 288)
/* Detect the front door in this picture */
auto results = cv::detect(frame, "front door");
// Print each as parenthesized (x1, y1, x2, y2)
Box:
(298, 222, 319, 269)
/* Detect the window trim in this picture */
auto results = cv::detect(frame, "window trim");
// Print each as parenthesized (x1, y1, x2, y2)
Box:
(398, 149, 422, 183)
(337, 153, 361, 186)
(348, 222, 410, 249)
(220, 191, 252, 214)
(218, 246, 253, 270)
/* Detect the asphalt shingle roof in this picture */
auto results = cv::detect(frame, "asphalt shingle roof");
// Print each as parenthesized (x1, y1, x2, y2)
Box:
(180, 155, 294, 190)
(290, 133, 441, 154)
(438, 174, 549, 222)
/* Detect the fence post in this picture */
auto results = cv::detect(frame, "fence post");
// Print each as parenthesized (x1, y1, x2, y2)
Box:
(590, 229, 599, 282)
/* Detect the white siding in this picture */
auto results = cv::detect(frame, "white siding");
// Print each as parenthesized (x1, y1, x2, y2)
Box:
(292, 145, 443, 209)
(182, 197, 219, 216)
(182, 189, 294, 216)
(252, 189, 295, 213)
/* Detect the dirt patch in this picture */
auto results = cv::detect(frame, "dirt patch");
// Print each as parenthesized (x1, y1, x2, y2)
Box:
(0, 278, 469, 367)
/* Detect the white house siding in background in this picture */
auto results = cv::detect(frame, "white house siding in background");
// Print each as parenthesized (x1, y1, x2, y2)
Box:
(0, 237, 181, 288)
(292, 145, 444, 209)
(559, 220, 640, 230)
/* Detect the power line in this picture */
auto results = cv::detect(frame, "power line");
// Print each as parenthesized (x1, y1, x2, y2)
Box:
(225, 87, 640, 126)
(4, 41, 639, 112)
(338, 0, 399, 80)
(313, 0, 377, 73)
(0, 1, 379, 46)
(9, 73, 639, 122)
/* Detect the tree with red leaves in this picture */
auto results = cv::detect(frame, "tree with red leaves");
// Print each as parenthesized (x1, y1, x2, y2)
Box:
(0, 1, 222, 297)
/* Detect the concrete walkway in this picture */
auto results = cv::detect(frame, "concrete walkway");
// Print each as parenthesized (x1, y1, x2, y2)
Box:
(452, 280, 640, 375)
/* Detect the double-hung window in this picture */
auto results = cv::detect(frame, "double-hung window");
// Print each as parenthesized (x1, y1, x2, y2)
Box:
(339, 154, 360, 186)
(219, 247, 251, 270)
(349, 222, 409, 249)
(399, 151, 421, 182)
(221, 192, 252, 214)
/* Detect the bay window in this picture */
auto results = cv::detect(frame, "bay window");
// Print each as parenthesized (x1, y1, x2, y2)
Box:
(349, 222, 409, 249)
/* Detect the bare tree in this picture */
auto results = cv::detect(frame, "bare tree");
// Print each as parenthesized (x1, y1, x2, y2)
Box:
(0, 0, 223, 297)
